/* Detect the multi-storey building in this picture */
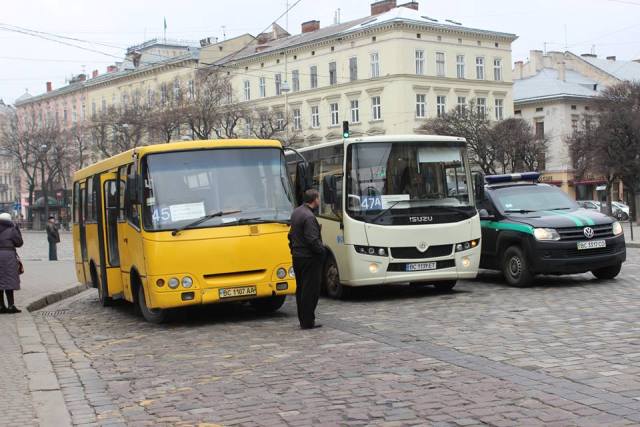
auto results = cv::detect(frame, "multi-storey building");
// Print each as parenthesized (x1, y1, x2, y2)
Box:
(513, 50, 640, 202)
(215, 0, 517, 145)
(0, 99, 19, 215)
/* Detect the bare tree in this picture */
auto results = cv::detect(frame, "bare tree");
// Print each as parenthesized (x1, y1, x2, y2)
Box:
(490, 118, 547, 173)
(89, 102, 150, 157)
(246, 108, 301, 146)
(147, 84, 186, 143)
(214, 104, 248, 139)
(183, 68, 232, 140)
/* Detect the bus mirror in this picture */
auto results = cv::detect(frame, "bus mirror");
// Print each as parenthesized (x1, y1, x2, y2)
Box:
(295, 162, 311, 204)
(126, 176, 139, 203)
(473, 172, 485, 202)
(323, 175, 338, 205)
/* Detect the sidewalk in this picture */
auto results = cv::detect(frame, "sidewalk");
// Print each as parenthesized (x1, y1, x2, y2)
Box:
(623, 222, 640, 248)
(0, 234, 80, 426)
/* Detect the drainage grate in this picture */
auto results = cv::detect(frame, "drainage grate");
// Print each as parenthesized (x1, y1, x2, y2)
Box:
(39, 309, 69, 318)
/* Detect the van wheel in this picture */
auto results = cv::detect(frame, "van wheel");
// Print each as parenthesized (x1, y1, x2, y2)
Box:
(592, 263, 622, 280)
(92, 266, 113, 307)
(502, 246, 533, 287)
(250, 295, 286, 313)
(434, 280, 457, 292)
(137, 285, 168, 324)
(324, 256, 348, 299)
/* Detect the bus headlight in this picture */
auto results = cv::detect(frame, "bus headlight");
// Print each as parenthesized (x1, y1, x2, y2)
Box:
(168, 277, 180, 289)
(277, 268, 287, 279)
(455, 239, 480, 252)
(288, 267, 295, 278)
(533, 228, 560, 241)
(156, 279, 165, 288)
(182, 277, 193, 288)
(355, 245, 387, 257)
(612, 221, 623, 236)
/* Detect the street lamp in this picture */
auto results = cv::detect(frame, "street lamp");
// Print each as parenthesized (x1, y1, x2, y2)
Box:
(39, 144, 49, 228)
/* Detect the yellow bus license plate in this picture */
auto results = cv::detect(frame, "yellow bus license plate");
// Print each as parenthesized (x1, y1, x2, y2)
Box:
(219, 286, 257, 299)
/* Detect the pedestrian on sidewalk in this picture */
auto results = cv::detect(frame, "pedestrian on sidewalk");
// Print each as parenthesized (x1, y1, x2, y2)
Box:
(0, 212, 24, 314)
(46, 216, 60, 261)
(288, 189, 325, 330)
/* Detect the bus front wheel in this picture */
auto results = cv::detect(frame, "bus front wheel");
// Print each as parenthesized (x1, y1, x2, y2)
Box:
(137, 285, 168, 324)
(250, 295, 286, 313)
(324, 256, 348, 299)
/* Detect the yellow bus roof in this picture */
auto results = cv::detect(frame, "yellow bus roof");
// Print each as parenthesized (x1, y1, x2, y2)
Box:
(73, 139, 283, 181)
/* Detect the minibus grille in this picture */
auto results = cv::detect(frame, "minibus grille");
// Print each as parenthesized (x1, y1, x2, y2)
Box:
(390, 244, 453, 259)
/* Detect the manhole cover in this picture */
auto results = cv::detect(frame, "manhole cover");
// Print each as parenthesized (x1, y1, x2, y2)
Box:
(39, 309, 69, 318)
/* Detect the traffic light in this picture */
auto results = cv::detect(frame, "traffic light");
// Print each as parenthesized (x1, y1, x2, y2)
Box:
(342, 121, 350, 138)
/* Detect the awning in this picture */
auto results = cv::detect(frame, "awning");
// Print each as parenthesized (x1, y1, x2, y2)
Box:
(596, 185, 607, 191)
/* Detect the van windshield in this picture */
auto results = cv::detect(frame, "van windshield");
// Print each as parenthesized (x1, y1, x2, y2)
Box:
(141, 148, 294, 231)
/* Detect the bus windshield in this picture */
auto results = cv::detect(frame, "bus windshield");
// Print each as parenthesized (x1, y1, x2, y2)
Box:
(142, 148, 294, 231)
(346, 142, 473, 222)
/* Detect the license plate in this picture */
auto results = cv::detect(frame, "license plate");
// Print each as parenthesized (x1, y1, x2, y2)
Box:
(218, 286, 257, 299)
(406, 262, 437, 272)
(577, 240, 606, 250)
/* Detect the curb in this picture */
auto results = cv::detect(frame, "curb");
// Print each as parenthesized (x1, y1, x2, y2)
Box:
(26, 283, 90, 312)
(627, 242, 640, 249)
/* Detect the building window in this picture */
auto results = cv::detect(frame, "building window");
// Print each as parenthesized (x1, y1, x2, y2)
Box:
(101, 99, 106, 112)
(350, 100, 360, 123)
(457, 96, 466, 114)
(91, 102, 96, 117)
(536, 107, 543, 112)
(259, 77, 266, 97)
(495, 99, 504, 120)
(293, 109, 301, 130)
(456, 55, 465, 79)
(494, 58, 502, 81)
(310, 66, 318, 89)
(330, 102, 339, 126)
(371, 96, 381, 120)
(275, 73, 282, 95)
(370, 52, 380, 78)
(311, 106, 320, 128)
(349, 57, 358, 81)
(416, 94, 426, 118)
(476, 97, 487, 117)
(292, 70, 300, 92)
(329, 61, 337, 85)
(476, 57, 485, 80)
(243, 80, 251, 101)
(436, 95, 446, 117)
(436, 52, 445, 77)
(276, 112, 285, 131)
(535, 121, 544, 139)
(415, 49, 425, 75)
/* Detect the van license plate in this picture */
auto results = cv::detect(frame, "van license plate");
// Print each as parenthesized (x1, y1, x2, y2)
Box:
(406, 262, 437, 272)
(219, 286, 257, 299)
(577, 240, 606, 250)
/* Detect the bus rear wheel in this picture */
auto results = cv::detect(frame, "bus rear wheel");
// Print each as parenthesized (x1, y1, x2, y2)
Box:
(137, 285, 168, 324)
(250, 295, 286, 313)
(324, 256, 348, 299)
(92, 265, 113, 307)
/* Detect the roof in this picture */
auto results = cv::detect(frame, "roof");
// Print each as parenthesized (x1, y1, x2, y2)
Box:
(579, 56, 640, 82)
(216, 6, 517, 64)
(73, 139, 283, 181)
(295, 134, 467, 153)
(514, 68, 600, 103)
(14, 92, 32, 103)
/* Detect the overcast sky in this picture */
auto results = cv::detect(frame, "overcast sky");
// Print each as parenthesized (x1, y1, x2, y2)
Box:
(1, 0, 639, 104)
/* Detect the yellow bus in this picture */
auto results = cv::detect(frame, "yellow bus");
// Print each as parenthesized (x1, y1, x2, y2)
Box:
(72, 139, 297, 323)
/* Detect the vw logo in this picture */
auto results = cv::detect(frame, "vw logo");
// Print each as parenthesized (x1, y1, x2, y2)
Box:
(417, 242, 428, 252)
(583, 227, 595, 239)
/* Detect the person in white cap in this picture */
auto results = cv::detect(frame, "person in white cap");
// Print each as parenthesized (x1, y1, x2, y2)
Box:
(0, 212, 23, 313)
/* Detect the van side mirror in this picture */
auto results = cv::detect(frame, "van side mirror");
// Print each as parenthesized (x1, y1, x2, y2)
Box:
(473, 172, 485, 202)
(479, 208, 495, 221)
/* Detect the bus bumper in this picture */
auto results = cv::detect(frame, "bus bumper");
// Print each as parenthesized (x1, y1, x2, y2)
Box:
(146, 279, 296, 309)
(341, 246, 480, 287)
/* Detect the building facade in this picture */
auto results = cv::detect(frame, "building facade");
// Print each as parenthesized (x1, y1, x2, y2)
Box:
(0, 99, 19, 215)
(513, 50, 640, 202)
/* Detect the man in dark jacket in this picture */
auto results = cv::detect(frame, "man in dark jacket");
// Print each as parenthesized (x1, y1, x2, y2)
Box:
(289, 189, 325, 329)
(46, 216, 60, 261)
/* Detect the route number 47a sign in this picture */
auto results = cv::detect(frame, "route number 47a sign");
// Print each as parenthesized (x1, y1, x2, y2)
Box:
(361, 196, 383, 210)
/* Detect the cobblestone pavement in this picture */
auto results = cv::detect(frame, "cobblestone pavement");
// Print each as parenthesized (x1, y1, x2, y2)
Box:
(29, 248, 640, 426)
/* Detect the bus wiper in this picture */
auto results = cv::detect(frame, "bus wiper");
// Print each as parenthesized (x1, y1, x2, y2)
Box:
(504, 209, 537, 213)
(548, 207, 571, 210)
(370, 200, 404, 223)
(225, 217, 291, 226)
(171, 210, 242, 236)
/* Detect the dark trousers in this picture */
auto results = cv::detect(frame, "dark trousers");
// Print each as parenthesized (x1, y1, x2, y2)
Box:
(293, 255, 323, 328)
(49, 241, 58, 261)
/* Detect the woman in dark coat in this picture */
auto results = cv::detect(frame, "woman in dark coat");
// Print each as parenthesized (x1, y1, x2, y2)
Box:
(0, 213, 24, 313)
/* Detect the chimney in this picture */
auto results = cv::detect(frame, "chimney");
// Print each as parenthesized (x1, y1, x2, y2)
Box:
(301, 20, 320, 33)
(46, 82, 52, 92)
(514, 61, 524, 80)
(398, 1, 418, 10)
(606, 55, 616, 61)
(557, 60, 566, 82)
(107, 65, 118, 73)
(77, 74, 86, 82)
(92, 69, 99, 78)
(371, 0, 397, 15)
(529, 50, 544, 72)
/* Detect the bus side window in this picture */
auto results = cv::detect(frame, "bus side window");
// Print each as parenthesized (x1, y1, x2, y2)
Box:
(73, 182, 81, 224)
(117, 166, 127, 221)
(125, 164, 140, 227)
(85, 177, 95, 222)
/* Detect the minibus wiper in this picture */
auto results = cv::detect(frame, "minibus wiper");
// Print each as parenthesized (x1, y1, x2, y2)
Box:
(504, 209, 536, 213)
(224, 217, 291, 226)
(370, 200, 404, 223)
(171, 210, 242, 236)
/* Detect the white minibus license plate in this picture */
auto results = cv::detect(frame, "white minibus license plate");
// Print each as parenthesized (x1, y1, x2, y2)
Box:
(406, 262, 437, 272)
(577, 240, 606, 250)
(219, 286, 257, 299)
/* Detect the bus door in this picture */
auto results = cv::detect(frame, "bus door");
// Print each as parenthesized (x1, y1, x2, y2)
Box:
(101, 171, 125, 299)
(74, 181, 89, 285)
(118, 163, 145, 302)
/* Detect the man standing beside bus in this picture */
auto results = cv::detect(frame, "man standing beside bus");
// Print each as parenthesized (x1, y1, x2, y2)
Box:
(289, 189, 325, 330)
(46, 216, 60, 261)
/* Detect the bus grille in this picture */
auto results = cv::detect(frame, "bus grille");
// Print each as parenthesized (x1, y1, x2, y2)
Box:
(390, 244, 453, 259)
